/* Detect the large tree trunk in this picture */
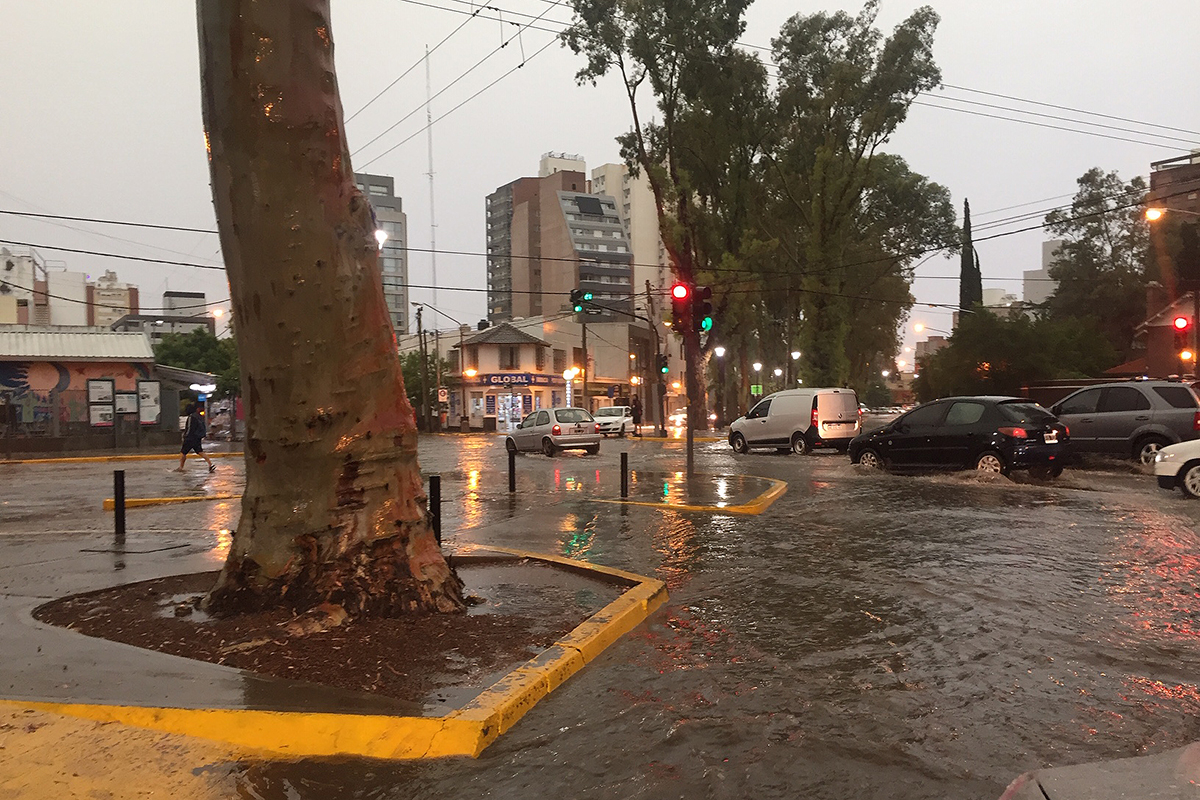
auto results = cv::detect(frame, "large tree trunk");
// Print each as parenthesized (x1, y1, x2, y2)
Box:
(197, 1, 464, 616)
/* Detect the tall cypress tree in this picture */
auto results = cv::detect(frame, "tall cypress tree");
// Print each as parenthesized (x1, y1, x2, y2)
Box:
(959, 198, 981, 309)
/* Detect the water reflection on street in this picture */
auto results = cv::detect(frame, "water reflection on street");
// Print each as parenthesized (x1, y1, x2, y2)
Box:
(11, 435, 1200, 798)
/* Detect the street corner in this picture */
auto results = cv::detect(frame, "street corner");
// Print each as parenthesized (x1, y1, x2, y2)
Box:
(2, 549, 667, 762)
(595, 469, 787, 515)
(0, 701, 245, 799)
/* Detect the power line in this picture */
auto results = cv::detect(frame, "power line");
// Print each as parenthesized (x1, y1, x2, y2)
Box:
(345, 10, 481, 124)
(940, 83, 1200, 139)
(352, 0, 564, 160)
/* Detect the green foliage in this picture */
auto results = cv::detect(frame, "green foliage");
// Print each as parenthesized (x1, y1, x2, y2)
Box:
(862, 379, 893, 408)
(1043, 168, 1151, 362)
(959, 199, 981, 310)
(912, 311, 1116, 401)
(399, 350, 448, 413)
(153, 329, 240, 399)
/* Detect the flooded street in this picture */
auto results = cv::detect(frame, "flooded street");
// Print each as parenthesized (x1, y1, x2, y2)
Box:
(7, 435, 1200, 798)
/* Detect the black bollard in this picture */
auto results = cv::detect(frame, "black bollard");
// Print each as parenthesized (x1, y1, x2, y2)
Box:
(430, 474, 442, 546)
(113, 469, 126, 546)
(508, 449, 516, 493)
(620, 452, 628, 498)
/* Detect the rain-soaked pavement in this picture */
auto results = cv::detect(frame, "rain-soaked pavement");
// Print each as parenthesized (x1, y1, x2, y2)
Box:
(5, 432, 1200, 798)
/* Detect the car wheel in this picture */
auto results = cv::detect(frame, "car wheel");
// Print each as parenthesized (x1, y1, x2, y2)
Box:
(1029, 465, 1062, 481)
(585, 444, 600, 455)
(856, 448, 883, 470)
(542, 438, 557, 457)
(730, 433, 748, 454)
(1135, 436, 1169, 467)
(791, 432, 810, 455)
(505, 438, 517, 454)
(974, 451, 1007, 475)
(1181, 463, 1200, 498)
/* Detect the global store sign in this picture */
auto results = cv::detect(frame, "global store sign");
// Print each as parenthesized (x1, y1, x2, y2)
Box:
(479, 373, 558, 387)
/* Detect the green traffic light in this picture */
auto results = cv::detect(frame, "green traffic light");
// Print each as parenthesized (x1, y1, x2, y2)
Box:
(573, 304, 583, 312)
(660, 365, 669, 374)
(583, 292, 593, 301)
(701, 316, 713, 332)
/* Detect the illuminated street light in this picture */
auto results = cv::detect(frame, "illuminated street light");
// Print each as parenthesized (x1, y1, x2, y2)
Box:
(773, 368, 783, 377)
(630, 376, 641, 385)
(1182, 350, 1196, 362)
(464, 368, 478, 378)
(881, 369, 891, 378)
(629, 353, 636, 360)
(1146, 206, 1200, 221)
(897, 359, 907, 369)
(374, 229, 388, 248)
(563, 367, 580, 381)
(752, 362, 762, 372)
(790, 351, 801, 360)
(672, 381, 682, 390)
(714, 346, 726, 358)
(211, 308, 224, 318)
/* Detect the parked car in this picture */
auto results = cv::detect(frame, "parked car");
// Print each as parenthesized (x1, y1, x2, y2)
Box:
(848, 396, 1069, 478)
(729, 388, 860, 455)
(668, 408, 688, 427)
(1153, 439, 1200, 497)
(505, 407, 600, 456)
(1050, 380, 1200, 465)
(594, 405, 634, 437)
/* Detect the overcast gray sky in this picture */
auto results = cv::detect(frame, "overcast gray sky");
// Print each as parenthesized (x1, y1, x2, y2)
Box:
(2, 1, 1197, 350)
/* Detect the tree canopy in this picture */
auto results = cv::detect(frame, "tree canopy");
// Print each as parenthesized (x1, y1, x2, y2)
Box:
(1043, 168, 1151, 364)
(153, 329, 239, 398)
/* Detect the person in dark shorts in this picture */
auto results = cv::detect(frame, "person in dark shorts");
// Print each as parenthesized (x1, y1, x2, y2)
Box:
(175, 402, 216, 473)
(631, 395, 643, 437)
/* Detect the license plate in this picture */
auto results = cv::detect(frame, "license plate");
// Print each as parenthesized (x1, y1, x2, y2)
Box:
(1044, 430, 1058, 444)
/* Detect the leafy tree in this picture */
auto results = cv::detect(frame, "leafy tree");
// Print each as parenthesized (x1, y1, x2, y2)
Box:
(198, 1, 463, 617)
(959, 198, 981, 309)
(400, 350, 450, 425)
(912, 311, 1116, 400)
(765, 1, 945, 387)
(153, 329, 240, 399)
(1043, 168, 1151, 363)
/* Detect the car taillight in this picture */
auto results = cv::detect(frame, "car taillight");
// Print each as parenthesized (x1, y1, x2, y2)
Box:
(811, 407, 819, 429)
(552, 424, 561, 435)
(1193, 411, 1200, 431)
(997, 426, 1027, 439)
(595, 423, 601, 433)
(1063, 425, 1069, 437)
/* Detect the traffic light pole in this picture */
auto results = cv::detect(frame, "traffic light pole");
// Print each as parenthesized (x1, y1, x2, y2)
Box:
(581, 317, 589, 412)
(647, 280, 666, 437)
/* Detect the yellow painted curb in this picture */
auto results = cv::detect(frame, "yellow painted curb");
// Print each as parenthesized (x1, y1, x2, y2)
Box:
(3, 452, 243, 466)
(5, 549, 667, 760)
(102, 494, 241, 511)
(597, 475, 788, 516)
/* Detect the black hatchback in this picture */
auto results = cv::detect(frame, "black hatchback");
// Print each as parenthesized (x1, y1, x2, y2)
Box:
(848, 396, 1071, 478)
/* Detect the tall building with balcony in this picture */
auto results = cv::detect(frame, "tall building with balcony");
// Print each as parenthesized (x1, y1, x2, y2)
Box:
(87, 270, 140, 328)
(355, 172, 409, 337)
(591, 163, 669, 297)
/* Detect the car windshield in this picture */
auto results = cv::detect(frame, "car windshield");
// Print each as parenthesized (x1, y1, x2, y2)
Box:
(554, 408, 594, 423)
(998, 401, 1056, 425)
(595, 408, 623, 417)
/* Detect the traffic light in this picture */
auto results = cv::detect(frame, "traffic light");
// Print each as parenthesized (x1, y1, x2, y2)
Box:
(670, 282, 690, 330)
(657, 354, 669, 374)
(571, 289, 584, 313)
(1174, 316, 1192, 358)
(692, 286, 713, 333)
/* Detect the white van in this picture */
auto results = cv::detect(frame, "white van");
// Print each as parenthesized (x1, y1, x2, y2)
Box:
(729, 388, 861, 455)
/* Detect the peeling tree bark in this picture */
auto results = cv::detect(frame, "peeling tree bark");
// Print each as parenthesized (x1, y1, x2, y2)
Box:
(197, 1, 464, 616)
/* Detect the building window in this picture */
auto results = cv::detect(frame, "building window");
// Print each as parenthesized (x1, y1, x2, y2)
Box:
(500, 345, 520, 370)
(536, 347, 546, 371)
(553, 348, 566, 373)
(468, 346, 479, 369)
(369, 184, 388, 196)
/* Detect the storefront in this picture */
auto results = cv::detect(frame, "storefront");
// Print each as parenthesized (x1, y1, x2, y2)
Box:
(461, 372, 566, 431)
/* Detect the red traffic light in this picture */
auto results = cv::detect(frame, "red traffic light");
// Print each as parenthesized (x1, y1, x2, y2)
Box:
(1174, 316, 1191, 330)
(671, 283, 690, 301)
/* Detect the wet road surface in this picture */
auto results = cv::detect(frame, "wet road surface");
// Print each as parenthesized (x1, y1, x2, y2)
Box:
(5, 434, 1200, 798)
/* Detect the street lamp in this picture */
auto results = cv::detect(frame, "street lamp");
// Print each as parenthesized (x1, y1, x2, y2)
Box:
(1147, 207, 1200, 221)
(881, 369, 891, 378)
(374, 229, 388, 249)
(714, 346, 726, 358)
(913, 322, 951, 336)
(712, 346, 727, 426)
(752, 361, 762, 372)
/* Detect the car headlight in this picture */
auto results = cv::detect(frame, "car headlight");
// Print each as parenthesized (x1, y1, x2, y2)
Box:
(1156, 451, 1177, 463)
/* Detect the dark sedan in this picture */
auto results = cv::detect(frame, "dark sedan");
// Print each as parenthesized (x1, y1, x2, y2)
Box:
(848, 396, 1070, 479)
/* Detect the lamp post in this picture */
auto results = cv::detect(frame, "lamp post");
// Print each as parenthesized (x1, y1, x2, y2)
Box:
(414, 302, 471, 430)
(913, 322, 952, 336)
(713, 346, 726, 428)
(1148, 206, 1200, 375)
(789, 350, 800, 387)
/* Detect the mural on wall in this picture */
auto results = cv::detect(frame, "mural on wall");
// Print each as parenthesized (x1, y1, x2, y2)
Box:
(0, 361, 150, 426)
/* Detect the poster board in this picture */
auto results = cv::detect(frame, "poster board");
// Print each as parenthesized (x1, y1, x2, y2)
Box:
(87, 379, 114, 405)
(115, 393, 138, 414)
(89, 405, 114, 427)
(138, 381, 161, 426)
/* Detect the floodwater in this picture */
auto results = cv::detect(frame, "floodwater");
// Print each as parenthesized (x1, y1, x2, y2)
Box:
(9, 435, 1200, 798)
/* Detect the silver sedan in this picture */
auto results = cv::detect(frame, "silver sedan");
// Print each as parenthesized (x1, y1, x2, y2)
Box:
(505, 407, 601, 456)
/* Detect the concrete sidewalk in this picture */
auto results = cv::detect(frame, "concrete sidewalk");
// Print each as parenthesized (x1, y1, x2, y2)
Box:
(1001, 743, 1200, 799)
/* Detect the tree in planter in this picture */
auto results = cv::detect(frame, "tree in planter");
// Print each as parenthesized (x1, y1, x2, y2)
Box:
(197, 1, 463, 616)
